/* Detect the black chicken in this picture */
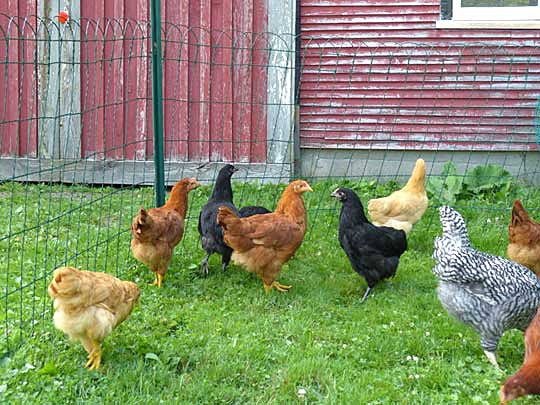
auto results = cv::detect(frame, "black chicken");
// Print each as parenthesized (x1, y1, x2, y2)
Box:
(331, 188, 407, 302)
(198, 164, 239, 275)
(238, 205, 271, 218)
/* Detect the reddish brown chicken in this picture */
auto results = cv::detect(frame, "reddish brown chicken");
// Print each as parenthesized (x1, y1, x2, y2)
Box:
(500, 307, 540, 403)
(508, 199, 540, 277)
(131, 178, 200, 287)
(48, 266, 140, 370)
(217, 180, 312, 292)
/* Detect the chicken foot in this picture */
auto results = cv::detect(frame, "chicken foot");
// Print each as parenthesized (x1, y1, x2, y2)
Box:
(200, 255, 210, 276)
(152, 273, 164, 288)
(86, 346, 102, 370)
(82, 337, 102, 370)
(263, 281, 292, 293)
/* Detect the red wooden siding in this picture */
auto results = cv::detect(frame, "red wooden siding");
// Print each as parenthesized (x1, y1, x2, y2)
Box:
(80, 0, 268, 162)
(300, 0, 540, 151)
(1, 0, 268, 162)
(0, 3, 38, 158)
(80, 2, 152, 161)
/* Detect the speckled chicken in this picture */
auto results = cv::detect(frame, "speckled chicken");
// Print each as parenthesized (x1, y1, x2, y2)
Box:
(432, 206, 540, 368)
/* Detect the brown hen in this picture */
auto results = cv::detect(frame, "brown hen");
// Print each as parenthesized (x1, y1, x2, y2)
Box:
(508, 199, 540, 276)
(217, 180, 312, 292)
(131, 177, 200, 287)
(500, 306, 540, 403)
(48, 266, 140, 370)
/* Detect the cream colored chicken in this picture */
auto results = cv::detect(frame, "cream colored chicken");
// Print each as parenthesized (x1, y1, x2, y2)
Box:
(48, 266, 140, 370)
(367, 158, 428, 234)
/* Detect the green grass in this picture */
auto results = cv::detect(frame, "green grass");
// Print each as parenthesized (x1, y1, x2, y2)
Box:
(1, 179, 540, 403)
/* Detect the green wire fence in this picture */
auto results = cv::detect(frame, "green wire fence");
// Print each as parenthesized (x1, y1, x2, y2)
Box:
(1, 13, 540, 355)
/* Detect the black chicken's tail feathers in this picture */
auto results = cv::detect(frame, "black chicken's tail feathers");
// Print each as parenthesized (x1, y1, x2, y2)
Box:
(239, 206, 271, 218)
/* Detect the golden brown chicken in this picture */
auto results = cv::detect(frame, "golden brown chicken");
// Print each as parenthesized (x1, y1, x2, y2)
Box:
(367, 158, 428, 234)
(508, 199, 540, 276)
(48, 266, 140, 370)
(500, 307, 540, 403)
(216, 180, 312, 292)
(131, 178, 200, 287)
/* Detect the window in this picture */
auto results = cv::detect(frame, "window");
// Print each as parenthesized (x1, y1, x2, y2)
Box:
(452, 0, 540, 21)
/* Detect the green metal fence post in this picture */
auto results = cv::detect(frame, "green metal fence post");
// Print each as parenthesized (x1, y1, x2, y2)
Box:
(150, 0, 165, 206)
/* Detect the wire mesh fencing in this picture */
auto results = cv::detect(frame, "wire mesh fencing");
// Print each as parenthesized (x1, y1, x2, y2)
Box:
(1, 13, 540, 355)
(0, 14, 298, 353)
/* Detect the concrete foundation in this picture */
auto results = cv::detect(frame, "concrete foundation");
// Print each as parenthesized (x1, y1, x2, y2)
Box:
(299, 148, 540, 185)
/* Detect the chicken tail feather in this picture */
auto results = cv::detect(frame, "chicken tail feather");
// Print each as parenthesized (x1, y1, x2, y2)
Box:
(512, 199, 530, 227)
(217, 206, 240, 231)
(137, 208, 147, 226)
(132, 208, 152, 236)
(47, 266, 82, 300)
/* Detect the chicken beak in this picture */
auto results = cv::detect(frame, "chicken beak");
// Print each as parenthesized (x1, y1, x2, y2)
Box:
(305, 184, 313, 192)
(330, 189, 339, 199)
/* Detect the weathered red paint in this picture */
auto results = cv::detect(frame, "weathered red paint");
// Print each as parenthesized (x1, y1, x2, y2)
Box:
(0, 2, 38, 158)
(80, 1, 107, 159)
(232, 0, 254, 162)
(300, 1, 540, 151)
(1, 0, 269, 163)
(250, 0, 268, 163)
(162, 0, 189, 161)
(123, 0, 151, 161)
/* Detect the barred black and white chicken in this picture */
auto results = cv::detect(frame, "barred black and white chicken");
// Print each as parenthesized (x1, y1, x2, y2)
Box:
(432, 206, 540, 368)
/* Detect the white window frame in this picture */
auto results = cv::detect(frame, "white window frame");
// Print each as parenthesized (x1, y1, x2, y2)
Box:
(453, 0, 540, 21)
(436, 0, 540, 28)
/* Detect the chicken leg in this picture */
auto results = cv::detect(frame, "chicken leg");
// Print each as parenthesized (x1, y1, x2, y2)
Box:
(81, 336, 102, 370)
(222, 250, 232, 272)
(484, 350, 500, 369)
(200, 255, 210, 276)
(86, 342, 102, 370)
(263, 281, 292, 293)
(152, 273, 164, 288)
(361, 287, 373, 303)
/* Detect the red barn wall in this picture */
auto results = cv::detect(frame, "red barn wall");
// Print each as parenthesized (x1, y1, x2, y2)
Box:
(0, 3, 38, 158)
(0, 0, 269, 163)
(299, 0, 540, 151)
(80, 0, 268, 163)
